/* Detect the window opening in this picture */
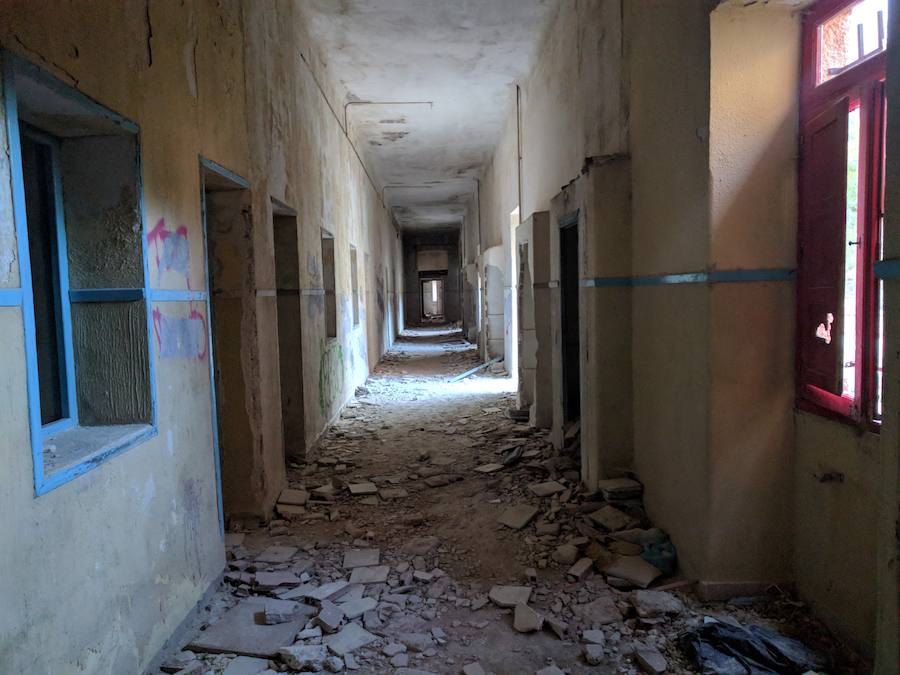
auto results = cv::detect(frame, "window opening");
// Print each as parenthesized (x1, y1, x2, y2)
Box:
(818, 0, 889, 85)
(322, 232, 337, 337)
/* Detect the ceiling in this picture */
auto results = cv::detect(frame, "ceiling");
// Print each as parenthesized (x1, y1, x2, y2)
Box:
(298, 0, 558, 231)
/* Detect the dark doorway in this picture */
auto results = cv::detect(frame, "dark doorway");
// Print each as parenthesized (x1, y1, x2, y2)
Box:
(559, 219, 580, 421)
(272, 198, 306, 460)
(201, 162, 253, 517)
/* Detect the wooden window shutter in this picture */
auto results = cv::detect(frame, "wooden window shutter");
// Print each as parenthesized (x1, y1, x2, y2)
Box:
(798, 97, 849, 401)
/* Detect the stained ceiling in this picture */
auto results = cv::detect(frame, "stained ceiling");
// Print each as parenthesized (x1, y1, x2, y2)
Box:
(298, 0, 558, 230)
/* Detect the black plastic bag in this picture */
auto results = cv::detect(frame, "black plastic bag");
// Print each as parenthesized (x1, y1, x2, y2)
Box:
(678, 618, 829, 674)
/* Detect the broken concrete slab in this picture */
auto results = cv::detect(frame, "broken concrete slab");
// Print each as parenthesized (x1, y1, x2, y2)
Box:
(602, 556, 662, 589)
(222, 656, 268, 675)
(348, 565, 389, 584)
(399, 632, 434, 652)
(254, 571, 301, 591)
(275, 504, 307, 519)
(348, 482, 378, 495)
(338, 595, 377, 619)
(278, 644, 329, 671)
(631, 589, 684, 617)
(586, 505, 639, 532)
(277, 488, 309, 506)
(378, 488, 408, 499)
(424, 474, 453, 487)
(261, 598, 302, 625)
(189, 598, 311, 658)
(545, 616, 568, 640)
(305, 580, 351, 603)
(635, 648, 668, 674)
(582, 629, 605, 645)
(324, 622, 377, 656)
(255, 545, 298, 564)
(488, 585, 532, 608)
(314, 600, 345, 634)
(473, 463, 504, 473)
(596, 477, 643, 501)
(567, 557, 593, 580)
(528, 480, 565, 497)
(498, 504, 540, 530)
(513, 603, 543, 632)
(573, 596, 622, 626)
(462, 663, 487, 675)
(342, 548, 380, 568)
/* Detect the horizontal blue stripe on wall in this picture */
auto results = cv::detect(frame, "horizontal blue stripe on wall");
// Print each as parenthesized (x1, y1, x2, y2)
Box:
(148, 289, 208, 302)
(580, 268, 795, 288)
(0, 288, 23, 306)
(69, 288, 145, 302)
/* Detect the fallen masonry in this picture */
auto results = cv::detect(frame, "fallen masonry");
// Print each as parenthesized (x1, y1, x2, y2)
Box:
(166, 345, 860, 675)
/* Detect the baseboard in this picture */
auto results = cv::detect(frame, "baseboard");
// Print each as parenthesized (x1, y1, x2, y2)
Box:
(142, 571, 224, 675)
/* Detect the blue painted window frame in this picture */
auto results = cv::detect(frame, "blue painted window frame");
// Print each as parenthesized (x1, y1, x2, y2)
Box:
(2, 51, 158, 495)
(19, 127, 79, 437)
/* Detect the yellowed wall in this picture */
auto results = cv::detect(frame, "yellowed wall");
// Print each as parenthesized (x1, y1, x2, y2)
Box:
(0, 0, 400, 670)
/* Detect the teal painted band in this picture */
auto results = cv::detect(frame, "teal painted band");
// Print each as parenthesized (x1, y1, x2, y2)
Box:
(580, 268, 795, 288)
(874, 258, 900, 279)
(149, 289, 208, 302)
(0, 288, 23, 306)
(69, 288, 145, 302)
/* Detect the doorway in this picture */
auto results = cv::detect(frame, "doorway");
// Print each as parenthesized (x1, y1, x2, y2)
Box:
(559, 217, 580, 422)
(201, 161, 254, 517)
(421, 278, 444, 319)
(272, 198, 306, 460)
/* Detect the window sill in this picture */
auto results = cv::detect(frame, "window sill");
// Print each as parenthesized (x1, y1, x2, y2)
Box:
(39, 423, 156, 494)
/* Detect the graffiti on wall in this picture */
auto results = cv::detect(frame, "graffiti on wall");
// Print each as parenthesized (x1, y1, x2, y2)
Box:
(318, 338, 344, 413)
(148, 217, 209, 361)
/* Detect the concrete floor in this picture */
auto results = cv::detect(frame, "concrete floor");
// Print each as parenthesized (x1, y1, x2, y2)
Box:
(165, 328, 862, 675)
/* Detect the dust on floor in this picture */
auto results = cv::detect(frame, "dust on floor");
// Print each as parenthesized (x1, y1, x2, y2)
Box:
(164, 327, 864, 675)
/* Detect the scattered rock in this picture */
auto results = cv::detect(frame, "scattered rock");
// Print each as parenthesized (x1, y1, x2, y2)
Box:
(583, 643, 605, 666)
(587, 505, 639, 532)
(631, 589, 684, 617)
(635, 647, 668, 674)
(488, 585, 533, 608)
(596, 477, 643, 501)
(498, 504, 540, 530)
(573, 596, 622, 626)
(261, 598, 301, 625)
(582, 629, 605, 645)
(255, 545, 298, 564)
(402, 536, 440, 556)
(277, 488, 309, 506)
(602, 556, 662, 589)
(474, 463, 504, 473)
(513, 603, 543, 632)
(278, 644, 329, 671)
(567, 557, 593, 580)
(314, 600, 346, 634)
(528, 480, 565, 497)
(323, 622, 377, 656)
(551, 544, 579, 565)
(348, 482, 378, 495)
(544, 616, 568, 639)
(462, 663, 487, 675)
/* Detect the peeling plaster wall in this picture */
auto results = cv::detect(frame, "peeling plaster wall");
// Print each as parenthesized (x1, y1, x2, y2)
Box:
(0, 0, 400, 671)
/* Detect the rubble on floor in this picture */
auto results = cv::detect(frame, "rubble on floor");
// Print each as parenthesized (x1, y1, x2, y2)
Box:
(165, 329, 861, 675)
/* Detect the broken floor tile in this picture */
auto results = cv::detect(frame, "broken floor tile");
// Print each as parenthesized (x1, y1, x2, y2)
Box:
(582, 629, 605, 645)
(528, 480, 565, 498)
(305, 580, 351, 603)
(323, 622, 377, 656)
(596, 477, 643, 501)
(348, 565, 389, 584)
(630, 589, 684, 617)
(189, 598, 311, 658)
(583, 643, 604, 666)
(498, 504, 540, 530)
(221, 655, 268, 675)
(587, 505, 639, 532)
(348, 482, 378, 495)
(635, 647, 668, 674)
(488, 585, 532, 608)
(254, 571, 301, 591)
(602, 555, 662, 589)
(379, 488, 408, 499)
(277, 487, 309, 506)
(342, 548, 381, 569)
(338, 595, 377, 619)
(314, 600, 345, 634)
(261, 598, 301, 625)
(255, 545, 298, 564)
(473, 463, 504, 473)
(567, 557, 593, 580)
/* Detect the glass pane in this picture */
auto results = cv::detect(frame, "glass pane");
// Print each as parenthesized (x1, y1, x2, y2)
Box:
(21, 135, 66, 425)
(841, 106, 861, 398)
(818, 0, 889, 85)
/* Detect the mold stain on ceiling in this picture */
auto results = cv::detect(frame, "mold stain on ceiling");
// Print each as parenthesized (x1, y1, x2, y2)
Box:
(298, 0, 558, 230)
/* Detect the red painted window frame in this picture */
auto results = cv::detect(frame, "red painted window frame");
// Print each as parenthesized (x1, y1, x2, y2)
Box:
(797, 0, 887, 428)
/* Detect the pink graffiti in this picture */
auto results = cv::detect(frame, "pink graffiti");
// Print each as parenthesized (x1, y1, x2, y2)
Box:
(152, 306, 208, 361)
(148, 218, 191, 281)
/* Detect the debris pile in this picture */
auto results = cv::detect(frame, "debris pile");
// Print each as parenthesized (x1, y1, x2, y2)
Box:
(162, 329, 859, 674)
